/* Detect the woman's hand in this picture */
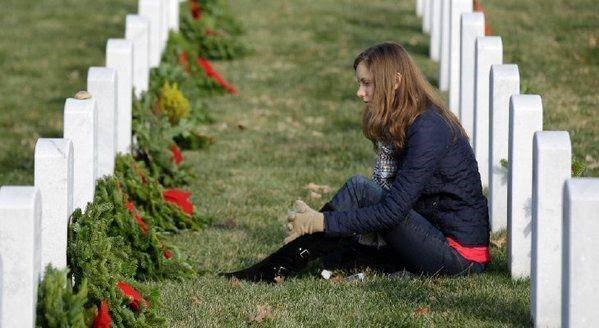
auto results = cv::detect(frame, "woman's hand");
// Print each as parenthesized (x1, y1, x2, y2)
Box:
(284, 200, 324, 244)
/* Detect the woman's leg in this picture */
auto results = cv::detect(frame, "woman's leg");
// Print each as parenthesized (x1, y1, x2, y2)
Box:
(326, 175, 483, 276)
(320, 175, 401, 270)
(323, 174, 385, 211)
(222, 175, 386, 282)
(381, 210, 485, 276)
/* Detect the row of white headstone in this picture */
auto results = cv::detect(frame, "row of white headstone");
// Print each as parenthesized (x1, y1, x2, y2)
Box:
(0, 0, 184, 326)
(417, 0, 598, 327)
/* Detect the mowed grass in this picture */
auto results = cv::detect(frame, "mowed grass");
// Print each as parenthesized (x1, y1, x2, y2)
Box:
(0, 0, 137, 184)
(0, 0, 597, 326)
(153, 1, 529, 326)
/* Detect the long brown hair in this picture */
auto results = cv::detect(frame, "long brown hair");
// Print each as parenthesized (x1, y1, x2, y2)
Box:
(353, 42, 466, 151)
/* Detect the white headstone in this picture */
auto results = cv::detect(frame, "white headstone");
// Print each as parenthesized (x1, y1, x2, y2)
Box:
(474, 36, 502, 188)
(169, 0, 180, 32)
(106, 39, 133, 154)
(429, 0, 441, 62)
(139, 0, 163, 68)
(507, 94, 543, 279)
(125, 15, 150, 97)
(0, 186, 41, 328)
(161, 0, 170, 51)
(531, 131, 571, 327)
(0, 255, 2, 322)
(34, 138, 74, 270)
(63, 97, 97, 211)
(562, 178, 599, 328)
(448, 0, 472, 115)
(489, 64, 519, 232)
(423, 0, 431, 33)
(439, 0, 450, 91)
(459, 12, 485, 142)
(416, 0, 423, 16)
(87, 67, 117, 179)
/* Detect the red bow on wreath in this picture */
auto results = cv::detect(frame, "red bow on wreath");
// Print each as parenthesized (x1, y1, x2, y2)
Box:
(93, 300, 112, 328)
(190, 0, 202, 20)
(171, 144, 184, 165)
(126, 201, 150, 234)
(117, 281, 149, 311)
(197, 57, 238, 94)
(163, 248, 174, 259)
(179, 50, 190, 72)
(163, 188, 195, 215)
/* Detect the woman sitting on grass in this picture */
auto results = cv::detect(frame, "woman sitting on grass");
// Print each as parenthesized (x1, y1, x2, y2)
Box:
(224, 42, 491, 282)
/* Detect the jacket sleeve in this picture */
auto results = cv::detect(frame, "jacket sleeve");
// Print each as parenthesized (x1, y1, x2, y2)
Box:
(324, 114, 451, 236)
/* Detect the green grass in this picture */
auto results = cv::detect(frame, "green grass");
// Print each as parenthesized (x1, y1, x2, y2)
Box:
(1, 0, 598, 326)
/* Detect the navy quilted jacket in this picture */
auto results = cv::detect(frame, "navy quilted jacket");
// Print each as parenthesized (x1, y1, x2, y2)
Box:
(324, 107, 490, 246)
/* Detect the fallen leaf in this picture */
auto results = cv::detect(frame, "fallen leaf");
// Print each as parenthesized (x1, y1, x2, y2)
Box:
(414, 306, 430, 316)
(305, 183, 320, 192)
(248, 305, 274, 324)
(491, 235, 507, 248)
(215, 219, 239, 229)
(304, 183, 333, 194)
(273, 275, 285, 284)
(309, 191, 322, 199)
(68, 70, 80, 82)
(229, 277, 241, 287)
(191, 295, 201, 305)
(330, 274, 345, 284)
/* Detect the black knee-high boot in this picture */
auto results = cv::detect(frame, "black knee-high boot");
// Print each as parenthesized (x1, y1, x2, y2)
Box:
(221, 202, 342, 283)
(221, 232, 347, 282)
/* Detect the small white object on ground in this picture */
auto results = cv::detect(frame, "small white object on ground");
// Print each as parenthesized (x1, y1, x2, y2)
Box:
(321, 269, 333, 280)
(347, 272, 366, 282)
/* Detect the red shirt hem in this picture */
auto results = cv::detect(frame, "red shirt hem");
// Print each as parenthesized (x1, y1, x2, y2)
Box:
(446, 237, 491, 264)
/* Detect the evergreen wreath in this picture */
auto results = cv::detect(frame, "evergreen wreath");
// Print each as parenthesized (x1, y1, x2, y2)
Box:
(115, 154, 211, 233)
(36, 266, 92, 327)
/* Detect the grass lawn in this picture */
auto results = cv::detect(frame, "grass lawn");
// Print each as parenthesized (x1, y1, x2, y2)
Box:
(1, 0, 597, 326)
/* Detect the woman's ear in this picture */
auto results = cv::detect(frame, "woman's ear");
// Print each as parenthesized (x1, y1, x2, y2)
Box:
(393, 72, 402, 91)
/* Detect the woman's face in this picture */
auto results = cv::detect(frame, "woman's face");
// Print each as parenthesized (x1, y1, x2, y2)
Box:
(355, 61, 374, 103)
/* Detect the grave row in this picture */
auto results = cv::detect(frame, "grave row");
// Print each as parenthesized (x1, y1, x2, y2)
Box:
(417, 1, 598, 327)
(0, 0, 184, 326)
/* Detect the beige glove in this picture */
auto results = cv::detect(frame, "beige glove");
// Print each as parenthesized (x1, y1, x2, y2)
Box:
(284, 200, 325, 244)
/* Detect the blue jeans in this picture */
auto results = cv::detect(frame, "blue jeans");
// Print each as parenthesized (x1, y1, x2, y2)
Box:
(325, 175, 485, 276)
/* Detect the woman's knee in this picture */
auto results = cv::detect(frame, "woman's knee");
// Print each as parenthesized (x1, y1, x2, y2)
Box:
(346, 174, 370, 188)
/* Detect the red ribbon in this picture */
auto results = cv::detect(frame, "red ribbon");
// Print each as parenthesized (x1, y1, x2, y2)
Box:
(93, 300, 112, 328)
(180, 51, 190, 72)
(190, 0, 202, 20)
(126, 201, 149, 234)
(163, 188, 195, 215)
(205, 28, 220, 36)
(473, 0, 493, 35)
(117, 281, 149, 311)
(196, 57, 237, 94)
(171, 144, 184, 165)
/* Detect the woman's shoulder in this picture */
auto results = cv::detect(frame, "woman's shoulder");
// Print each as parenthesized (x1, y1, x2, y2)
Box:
(409, 106, 450, 135)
